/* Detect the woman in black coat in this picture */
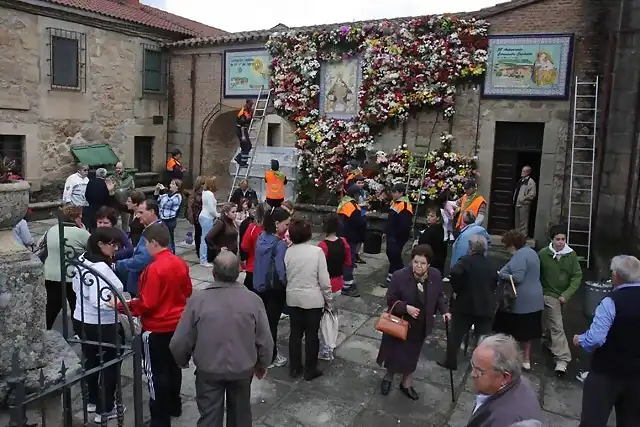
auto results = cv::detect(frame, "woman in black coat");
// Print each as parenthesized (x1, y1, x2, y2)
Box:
(376, 244, 450, 400)
(417, 207, 447, 274)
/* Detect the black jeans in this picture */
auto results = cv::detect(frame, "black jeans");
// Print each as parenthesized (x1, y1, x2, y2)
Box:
(194, 220, 202, 256)
(444, 314, 493, 369)
(162, 217, 177, 254)
(243, 272, 254, 292)
(289, 307, 323, 374)
(142, 331, 183, 427)
(79, 322, 121, 413)
(258, 289, 286, 363)
(579, 371, 640, 427)
(195, 373, 252, 427)
(235, 127, 251, 164)
(45, 280, 77, 332)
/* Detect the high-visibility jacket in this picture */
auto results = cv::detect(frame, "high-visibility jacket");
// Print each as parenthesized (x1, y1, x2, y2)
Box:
(166, 157, 180, 171)
(265, 170, 285, 200)
(386, 196, 413, 241)
(455, 194, 486, 230)
(337, 196, 366, 243)
(237, 107, 251, 127)
(336, 196, 359, 218)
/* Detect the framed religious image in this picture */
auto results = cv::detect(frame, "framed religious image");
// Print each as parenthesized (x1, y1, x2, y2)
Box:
(319, 58, 363, 120)
(223, 49, 271, 98)
(482, 34, 574, 99)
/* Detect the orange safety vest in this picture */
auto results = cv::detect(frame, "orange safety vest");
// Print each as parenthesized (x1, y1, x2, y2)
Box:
(237, 107, 251, 124)
(167, 157, 180, 171)
(390, 196, 414, 215)
(336, 196, 360, 218)
(455, 194, 486, 230)
(265, 170, 285, 200)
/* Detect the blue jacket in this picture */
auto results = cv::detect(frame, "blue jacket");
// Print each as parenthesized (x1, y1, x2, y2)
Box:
(115, 228, 134, 261)
(115, 220, 162, 295)
(451, 224, 491, 267)
(253, 232, 287, 292)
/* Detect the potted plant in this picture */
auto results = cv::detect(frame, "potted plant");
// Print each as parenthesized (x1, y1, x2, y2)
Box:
(0, 156, 30, 231)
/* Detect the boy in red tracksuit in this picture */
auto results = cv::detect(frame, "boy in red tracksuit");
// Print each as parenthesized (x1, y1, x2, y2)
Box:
(118, 223, 192, 427)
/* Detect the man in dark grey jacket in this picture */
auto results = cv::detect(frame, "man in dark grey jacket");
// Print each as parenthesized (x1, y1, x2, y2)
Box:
(467, 334, 542, 427)
(170, 251, 274, 427)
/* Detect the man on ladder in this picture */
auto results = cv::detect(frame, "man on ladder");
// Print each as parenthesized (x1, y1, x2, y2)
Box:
(234, 99, 254, 167)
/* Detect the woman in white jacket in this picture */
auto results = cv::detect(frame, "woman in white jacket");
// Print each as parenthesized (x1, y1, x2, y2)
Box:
(73, 227, 126, 423)
(198, 176, 219, 267)
(284, 218, 333, 381)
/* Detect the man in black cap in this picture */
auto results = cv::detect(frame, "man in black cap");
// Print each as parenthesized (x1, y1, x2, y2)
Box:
(454, 178, 486, 236)
(383, 183, 414, 287)
(264, 159, 287, 208)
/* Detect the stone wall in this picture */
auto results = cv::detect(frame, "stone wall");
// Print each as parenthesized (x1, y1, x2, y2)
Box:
(595, 0, 640, 250)
(0, 7, 169, 199)
(168, 0, 604, 243)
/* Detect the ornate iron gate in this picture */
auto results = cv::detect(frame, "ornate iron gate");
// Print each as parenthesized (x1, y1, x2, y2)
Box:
(6, 217, 144, 426)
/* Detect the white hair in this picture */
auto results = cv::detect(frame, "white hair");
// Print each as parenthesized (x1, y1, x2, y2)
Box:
(610, 255, 640, 283)
(468, 235, 488, 255)
(477, 333, 522, 379)
(95, 168, 108, 179)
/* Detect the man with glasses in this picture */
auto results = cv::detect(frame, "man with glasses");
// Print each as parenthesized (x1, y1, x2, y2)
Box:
(62, 163, 90, 207)
(466, 334, 541, 427)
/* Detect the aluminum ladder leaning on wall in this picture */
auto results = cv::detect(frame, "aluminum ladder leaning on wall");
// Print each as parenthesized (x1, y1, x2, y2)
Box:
(228, 87, 273, 201)
(567, 76, 599, 268)
(405, 154, 430, 232)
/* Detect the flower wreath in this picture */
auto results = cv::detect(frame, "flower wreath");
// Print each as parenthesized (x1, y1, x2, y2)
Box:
(266, 15, 489, 201)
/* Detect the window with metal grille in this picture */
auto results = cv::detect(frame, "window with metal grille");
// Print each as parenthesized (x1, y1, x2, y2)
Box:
(142, 45, 166, 94)
(47, 28, 86, 90)
(134, 136, 154, 172)
(0, 135, 25, 176)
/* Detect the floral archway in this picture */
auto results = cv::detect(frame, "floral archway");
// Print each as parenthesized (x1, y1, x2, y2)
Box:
(266, 15, 489, 205)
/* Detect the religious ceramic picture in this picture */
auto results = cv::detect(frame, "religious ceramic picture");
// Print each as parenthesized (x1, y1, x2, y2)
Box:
(319, 58, 363, 120)
(482, 34, 574, 99)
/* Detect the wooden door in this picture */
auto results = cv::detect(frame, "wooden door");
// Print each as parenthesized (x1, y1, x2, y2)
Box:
(488, 150, 518, 235)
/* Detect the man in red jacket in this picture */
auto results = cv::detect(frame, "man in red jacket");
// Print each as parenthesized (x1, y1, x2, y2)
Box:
(115, 223, 192, 427)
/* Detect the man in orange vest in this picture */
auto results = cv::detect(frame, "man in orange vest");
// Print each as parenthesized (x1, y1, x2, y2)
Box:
(454, 178, 487, 235)
(166, 149, 186, 184)
(234, 99, 254, 167)
(264, 159, 287, 208)
(383, 183, 414, 287)
(337, 184, 367, 297)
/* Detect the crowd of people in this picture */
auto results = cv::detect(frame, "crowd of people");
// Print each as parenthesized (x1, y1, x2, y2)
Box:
(11, 152, 638, 427)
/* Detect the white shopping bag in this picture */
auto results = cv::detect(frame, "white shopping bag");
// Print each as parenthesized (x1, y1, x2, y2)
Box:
(320, 310, 339, 350)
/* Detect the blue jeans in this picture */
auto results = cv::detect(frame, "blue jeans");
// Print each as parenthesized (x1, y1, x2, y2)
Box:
(199, 215, 214, 263)
(163, 217, 177, 254)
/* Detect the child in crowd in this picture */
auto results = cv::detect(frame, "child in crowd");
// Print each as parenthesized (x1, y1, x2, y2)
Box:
(317, 213, 351, 360)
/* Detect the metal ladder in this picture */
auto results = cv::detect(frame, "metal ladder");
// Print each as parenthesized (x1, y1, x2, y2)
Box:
(228, 87, 272, 202)
(567, 76, 599, 267)
(406, 154, 430, 232)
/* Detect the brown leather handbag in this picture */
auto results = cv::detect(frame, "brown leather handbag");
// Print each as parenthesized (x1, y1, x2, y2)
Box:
(375, 301, 410, 340)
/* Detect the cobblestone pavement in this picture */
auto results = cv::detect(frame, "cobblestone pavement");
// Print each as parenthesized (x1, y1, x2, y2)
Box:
(27, 218, 608, 427)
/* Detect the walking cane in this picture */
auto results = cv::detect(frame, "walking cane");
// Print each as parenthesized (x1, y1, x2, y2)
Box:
(444, 317, 456, 403)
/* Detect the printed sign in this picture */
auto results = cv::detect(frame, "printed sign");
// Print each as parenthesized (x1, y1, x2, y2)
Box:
(483, 35, 574, 99)
(224, 49, 271, 98)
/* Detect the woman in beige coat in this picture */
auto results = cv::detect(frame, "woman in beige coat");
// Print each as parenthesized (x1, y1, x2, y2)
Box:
(284, 218, 333, 381)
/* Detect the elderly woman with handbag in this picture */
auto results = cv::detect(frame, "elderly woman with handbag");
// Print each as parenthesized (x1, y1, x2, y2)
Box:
(376, 244, 451, 400)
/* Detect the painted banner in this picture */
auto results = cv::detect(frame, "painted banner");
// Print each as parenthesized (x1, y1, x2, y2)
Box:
(483, 35, 574, 99)
(224, 49, 271, 97)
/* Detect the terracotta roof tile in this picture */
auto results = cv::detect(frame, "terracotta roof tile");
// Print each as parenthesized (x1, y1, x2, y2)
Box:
(167, 0, 545, 48)
(43, 0, 226, 37)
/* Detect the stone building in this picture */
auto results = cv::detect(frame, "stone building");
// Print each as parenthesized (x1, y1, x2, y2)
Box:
(167, 0, 606, 245)
(0, 0, 224, 200)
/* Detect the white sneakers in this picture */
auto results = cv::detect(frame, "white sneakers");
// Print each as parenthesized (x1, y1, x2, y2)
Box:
(554, 361, 568, 375)
(200, 262, 213, 268)
(522, 361, 531, 371)
(92, 405, 127, 423)
(268, 353, 288, 369)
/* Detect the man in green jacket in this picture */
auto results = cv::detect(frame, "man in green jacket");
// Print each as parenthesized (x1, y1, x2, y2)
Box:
(538, 224, 583, 376)
(113, 162, 135, 232)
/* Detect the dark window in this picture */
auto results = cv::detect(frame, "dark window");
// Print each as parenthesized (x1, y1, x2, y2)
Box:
(47, 28, 85, 90)
(0, 135, 25, 176)
(134, 136, 154, 173)
(143, 48, 165, 93)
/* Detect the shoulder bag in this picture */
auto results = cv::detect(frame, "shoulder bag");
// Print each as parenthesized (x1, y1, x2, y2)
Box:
(497, 274, 517, 313)
(35, 229, 50, 263)
(375, 301, 410, 340)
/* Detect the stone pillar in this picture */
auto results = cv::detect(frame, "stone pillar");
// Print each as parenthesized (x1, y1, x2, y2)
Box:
(0, 180, 46, 375)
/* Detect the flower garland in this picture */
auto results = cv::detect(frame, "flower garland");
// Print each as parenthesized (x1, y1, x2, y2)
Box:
(266, 15, 489, 199)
